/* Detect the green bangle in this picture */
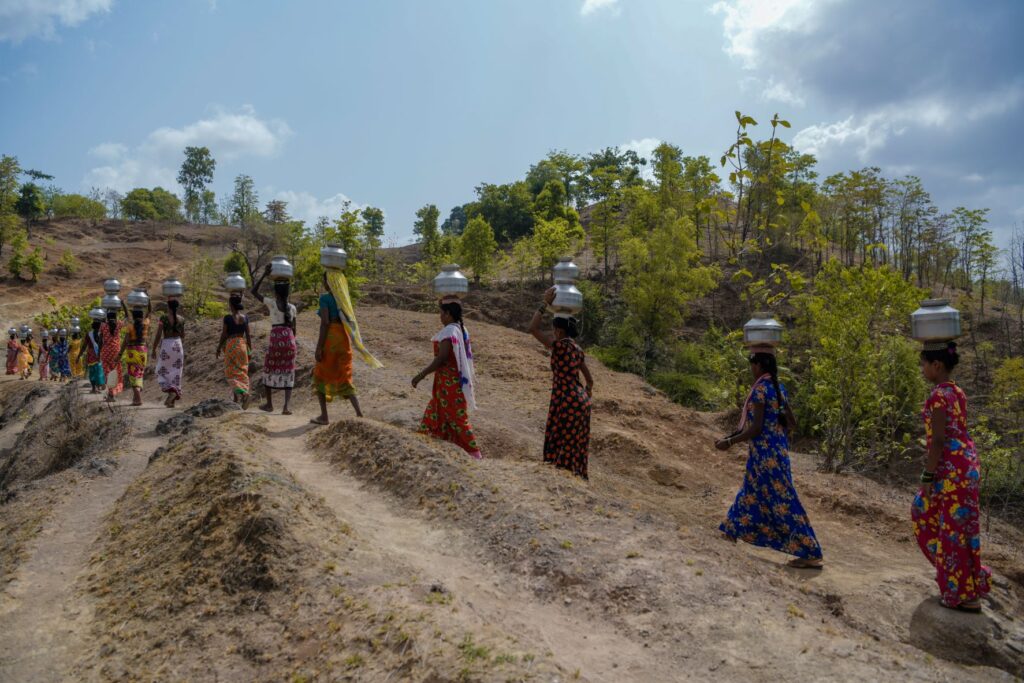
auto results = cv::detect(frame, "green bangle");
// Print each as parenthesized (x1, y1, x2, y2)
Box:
(920, 471, 935, 483)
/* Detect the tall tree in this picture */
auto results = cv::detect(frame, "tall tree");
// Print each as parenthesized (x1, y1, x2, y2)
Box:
(15, 183, 46, 227)
(441, 204, 469, 236)
(361, 206, 385, 244)
(467, 182, 535, 241)
(0, 155, 21, 214)
(414, 203, 447, 267)
(651, 142, 684, 212)
(229, 174, 259, 227)
(264, 199, 290, 224)
(177, 146, 216, 223)
(457, 215, 498, 283)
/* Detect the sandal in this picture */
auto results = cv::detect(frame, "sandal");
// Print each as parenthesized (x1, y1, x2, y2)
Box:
(787, 558, 824, 570)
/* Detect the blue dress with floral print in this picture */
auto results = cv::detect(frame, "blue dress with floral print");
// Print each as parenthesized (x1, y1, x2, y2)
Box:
(719, 377, 822, 560)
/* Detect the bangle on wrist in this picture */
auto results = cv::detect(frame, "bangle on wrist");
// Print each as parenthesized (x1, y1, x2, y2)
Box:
(920, 470, 935, 483)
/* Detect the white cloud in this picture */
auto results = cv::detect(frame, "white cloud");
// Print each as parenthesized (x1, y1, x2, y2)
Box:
(83, 106, 292, 193)
(710, 0, 824, 68)
(0, 0, 112, 44)
(761, 77, 805, 107)
(269, 190, 364, 227)
(580, 0, 618, 17)
(965, 80, 1024, 122)
(618, 137, 661, 162)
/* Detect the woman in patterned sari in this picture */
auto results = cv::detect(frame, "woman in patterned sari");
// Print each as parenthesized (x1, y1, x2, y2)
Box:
(119, 304, 151, 407)
(216, 293, 252, 408)
(69, 328, 84, 379)
(6, 330, 19, 375)
(152, 300, 185, 407)
(310, 270, 382, 425)
(18, 333, 34, 380)
(77, 319, 105, 393)
(529, 288, 593, 479)
(252, 264, 297, 415)
(412, 299, 481, 459)
(37, 336, 50, 381)
(912, 342, 990, 613)
(101, 307, 126, 401)
(717, 351, 823, 569)
(52, 330, 71, 381)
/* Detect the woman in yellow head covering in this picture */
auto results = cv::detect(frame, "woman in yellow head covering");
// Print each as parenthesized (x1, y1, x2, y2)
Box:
(310, 269, 382, 425)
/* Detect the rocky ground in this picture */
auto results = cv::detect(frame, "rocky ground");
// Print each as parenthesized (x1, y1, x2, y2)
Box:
(0, 303, 1022, 681)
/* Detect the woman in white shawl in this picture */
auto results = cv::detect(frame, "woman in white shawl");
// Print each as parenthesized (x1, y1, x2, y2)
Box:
(411, 298, 481, 458)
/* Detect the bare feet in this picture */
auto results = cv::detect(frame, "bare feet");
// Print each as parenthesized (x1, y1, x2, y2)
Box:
(787, 558, 824, 569)
(309, 416, 329, 426)
(259, 404, 274, 413)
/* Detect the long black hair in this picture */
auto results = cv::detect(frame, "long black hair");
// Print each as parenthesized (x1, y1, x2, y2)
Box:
(273, 281, 291, 325)
(107, 310, 118, 334)
(440, 300, 466, 341)
(552, 316, 580, 339)
(91, 320, 103, 350)
(749, 351, 788, 429)
(131, 308, 144, 342)
(229, 293, 244, 312)
(921, 342, 959, 371)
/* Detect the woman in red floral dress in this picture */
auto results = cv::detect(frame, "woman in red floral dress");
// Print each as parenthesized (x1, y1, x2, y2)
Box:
(529, 288, 593, 479)
(412, 299, 481, 459)
(101, 306, 126, 401)
(912, 342, 990, 613)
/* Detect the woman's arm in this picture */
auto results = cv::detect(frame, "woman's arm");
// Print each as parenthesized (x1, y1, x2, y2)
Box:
(412, 339, 452, 388)
(785, 404, 798, 436)
(529, 288, 556, 348)
(716, 403, 766, 450)
(251, 265, 269, 304)
(580, 358, 594, 397)
(216, 320, 228, 357)
(925, 407, 946, 476)
(151, 319, 163, 351)
(315, 304, 328, 363)
(244, 319, 252, 350)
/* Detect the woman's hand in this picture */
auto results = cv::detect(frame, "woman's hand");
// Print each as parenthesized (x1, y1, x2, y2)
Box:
(264, 263, 272, 276)
(714, 438, 732, 451)
(315, 347, 323, 363)
(411, 373, 423, 389)
(585, 384, 593, 398)
(543, 287, 556, 306)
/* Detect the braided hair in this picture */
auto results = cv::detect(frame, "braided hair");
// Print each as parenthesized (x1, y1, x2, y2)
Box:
(552, 316, 580, 339)
(749, 352, 788, 430)
(440, 300, 466, 342)
(273, 281, 292, 326)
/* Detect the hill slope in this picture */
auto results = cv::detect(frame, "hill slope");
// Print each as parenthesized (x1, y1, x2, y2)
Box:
(0, 303, 1022, 681)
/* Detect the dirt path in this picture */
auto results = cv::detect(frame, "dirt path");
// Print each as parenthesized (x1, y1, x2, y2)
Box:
(0, 389, 176, 682)
(253, 411, 676, 682)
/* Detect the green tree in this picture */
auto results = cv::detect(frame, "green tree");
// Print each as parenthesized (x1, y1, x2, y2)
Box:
(457, 215, 498, 283)
(532, 217, 584, 276)
(7, 229, 27, 278)
(441, 204, 469, 236)
(0, 155, 21, 214)
(52, 193, 106, 223)
(414, 203, 448, 268)
(121, 188, 158, 221)
(651, 142, 684, 212)
(361, 206, 385, 247)
(264, 199, 290, 224)
(177, 146, 216, 222)
(200, 190, 219, 224)
(57, 249, 78, 276)
(230, 174, 259, 227)
(151, 187, 183, 222)
(15, 183, 46, 226)
(467, 182, 535, 242)
(26, 246, 44, 281)
(795, 261, 925, 471)
(617, 212, 719, 371)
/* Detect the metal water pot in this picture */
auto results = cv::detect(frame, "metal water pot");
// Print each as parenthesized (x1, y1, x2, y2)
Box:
(162, 277, 185, 297)
(224, 271, 247, 292)
(58, 328, 67, 337)
(70, 316, 80, 328)
(89, 307, 107, 321)
(911, 299, 961, 342)
(71, 326, 81, 335)
(743, 312, 784, 346)
(102, 294, 122, 311)
(552, 257, 580, 283)
(8, 327, 16, 337)
(41, 329, 49, 340)
(433, 264, 469, 298)
(126, 288, 150, 310)
(270, 255, 294, 281)
(103, 278, 121, 295)
(320, 244, 348, 270)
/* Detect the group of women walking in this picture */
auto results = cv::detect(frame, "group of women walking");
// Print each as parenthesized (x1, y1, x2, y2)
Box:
(4, 273, 991, 615)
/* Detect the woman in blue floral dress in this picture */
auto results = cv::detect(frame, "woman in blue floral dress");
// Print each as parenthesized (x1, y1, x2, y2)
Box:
(717, 351, 823, 568)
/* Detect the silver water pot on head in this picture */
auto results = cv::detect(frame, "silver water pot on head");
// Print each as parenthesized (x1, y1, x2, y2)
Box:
(224, 271, 247, 292)
(320, 244, 348, 271)
(270, 255, 294, 281)
(103, 278, 122, 295)
(743, 312, 784, 347)
(549, 257, 583, 315)
(162, 277, 185, 297)
(910, 299, 961, 342)
(433, 264, 469, 298)
(126, 288, 150, 310)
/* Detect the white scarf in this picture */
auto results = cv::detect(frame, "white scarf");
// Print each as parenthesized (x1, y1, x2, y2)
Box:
(432, 322, 477, 411)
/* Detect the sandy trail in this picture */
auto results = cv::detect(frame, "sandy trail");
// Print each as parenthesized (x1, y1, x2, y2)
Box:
(0, 386, 176, 682)
(252, 411, 676, 682)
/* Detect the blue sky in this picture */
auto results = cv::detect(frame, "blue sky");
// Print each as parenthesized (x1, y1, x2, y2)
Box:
(1, 0, 1022, 246)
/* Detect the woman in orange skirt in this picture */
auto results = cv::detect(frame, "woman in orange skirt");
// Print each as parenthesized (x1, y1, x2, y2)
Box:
(412, 299, 481, 459)
(217, 293, 253, 408)
(311, 270, 381, 425)
(101, 306, 126, 401)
